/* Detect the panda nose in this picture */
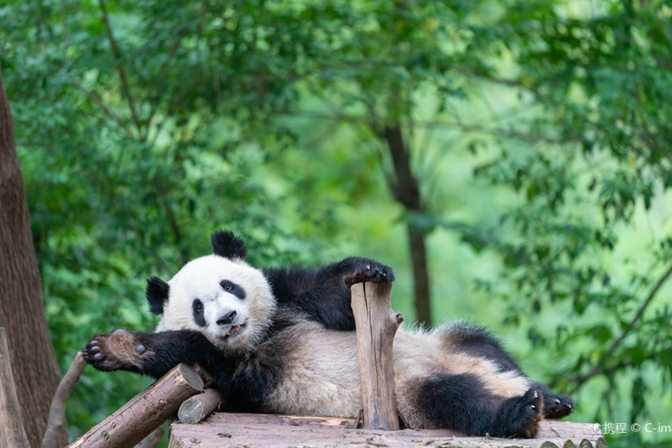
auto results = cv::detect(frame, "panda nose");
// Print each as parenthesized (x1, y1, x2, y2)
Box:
(217, 310, 237, 326)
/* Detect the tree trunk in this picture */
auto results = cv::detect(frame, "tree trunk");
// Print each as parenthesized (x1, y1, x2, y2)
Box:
(382, 124, 432, 327)
(0, 63, 68, 447)
(406, 228, 431, 328)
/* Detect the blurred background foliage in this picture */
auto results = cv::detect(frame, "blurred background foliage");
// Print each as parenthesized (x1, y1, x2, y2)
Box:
(2, 0, 672, 446)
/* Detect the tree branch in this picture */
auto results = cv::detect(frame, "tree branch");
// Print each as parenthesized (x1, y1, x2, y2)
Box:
(77, 86, 130, 134)
(567, 263, 672, 393)
(98, 0, 141, 134)
(41, 352, 87, 448)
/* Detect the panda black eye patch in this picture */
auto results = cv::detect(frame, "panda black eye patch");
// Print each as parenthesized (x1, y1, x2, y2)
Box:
(192, 299, 206, 327)
(220, 280, 246, 300)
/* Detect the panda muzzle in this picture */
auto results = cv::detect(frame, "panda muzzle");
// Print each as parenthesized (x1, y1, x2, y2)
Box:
(216, 310, 237, 326)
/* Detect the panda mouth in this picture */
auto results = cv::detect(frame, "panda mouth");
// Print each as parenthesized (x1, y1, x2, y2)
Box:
(219, 323, 246, 341)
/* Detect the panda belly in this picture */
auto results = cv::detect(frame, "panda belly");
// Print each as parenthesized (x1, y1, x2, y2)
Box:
(260, 321, 362, 417)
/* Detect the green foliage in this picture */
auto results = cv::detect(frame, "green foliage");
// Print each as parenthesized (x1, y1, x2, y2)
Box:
(465, 2, 672, 446)
(2, 0, 672, 446)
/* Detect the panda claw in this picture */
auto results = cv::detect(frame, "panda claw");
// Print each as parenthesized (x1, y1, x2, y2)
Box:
(344, 259, 395, 286)
(135, 344, 146, 354)
(113, 328, 125, 335)
(94, 353, 103, 360)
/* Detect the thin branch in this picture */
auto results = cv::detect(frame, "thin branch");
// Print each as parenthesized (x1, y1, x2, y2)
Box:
(143, 36, 186, 142)
(98, 0, 141, 133)
(77, 85, 130, 133)
(565, 360, 632, 394)
(134, 428, 165, 448)
(60, 0, 68, 68)
(567, 263, 672, 392)
(41, 352, 86, 448)
(152, 179, 188, 263)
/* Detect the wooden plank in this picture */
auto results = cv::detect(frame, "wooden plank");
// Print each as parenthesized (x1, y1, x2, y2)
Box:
(350, 281, 403, 430)
(170, 413, 606, 448)
(68, 363, 204, 448)
(0, 327, 31, 448)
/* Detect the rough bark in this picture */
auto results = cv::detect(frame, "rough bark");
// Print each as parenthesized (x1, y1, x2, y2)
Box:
(0, 63, 67, 448)
(350, 282, 403, 430)
(382, 124, 432, 327)
(0, 327, 31, 448)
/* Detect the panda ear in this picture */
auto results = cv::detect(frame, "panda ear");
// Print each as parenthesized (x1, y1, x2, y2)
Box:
(146, 276, 169, 315)
(211, 230, 248, 260)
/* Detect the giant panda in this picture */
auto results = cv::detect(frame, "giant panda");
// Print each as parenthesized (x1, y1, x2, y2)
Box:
(83, 230, 573, 438)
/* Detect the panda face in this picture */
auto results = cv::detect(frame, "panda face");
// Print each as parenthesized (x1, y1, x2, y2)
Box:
(154, 254, 276, 354)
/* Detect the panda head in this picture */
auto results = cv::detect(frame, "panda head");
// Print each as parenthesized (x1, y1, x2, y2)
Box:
(146, 230, 276, 354)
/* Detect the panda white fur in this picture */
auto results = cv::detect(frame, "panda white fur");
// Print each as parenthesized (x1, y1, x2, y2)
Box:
(83, 230, 573, 437)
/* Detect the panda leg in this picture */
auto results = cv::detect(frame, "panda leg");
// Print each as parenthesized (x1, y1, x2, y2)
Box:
(418, 373, 543, 438)
(82, 328, 219, 379)
(266, 257, 395, 331)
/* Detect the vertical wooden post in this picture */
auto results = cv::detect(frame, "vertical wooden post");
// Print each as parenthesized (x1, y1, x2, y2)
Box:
(350, 282, 403, 430)
(0, 327, 31, 448)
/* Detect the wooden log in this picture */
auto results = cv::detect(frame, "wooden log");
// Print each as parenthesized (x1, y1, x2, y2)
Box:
(68, 363, 204, 448)
(134, 427, 165, 448)
(0, 327, 31, 448)
(350, 282, 403, 430)
(41, 352, 87, 448)
(178, 388, 223, 424)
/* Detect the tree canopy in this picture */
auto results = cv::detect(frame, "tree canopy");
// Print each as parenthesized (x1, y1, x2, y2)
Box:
(1, 0, 671, 446)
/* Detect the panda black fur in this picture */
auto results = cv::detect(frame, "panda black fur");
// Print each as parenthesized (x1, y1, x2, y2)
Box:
(83, 230, 573, 438)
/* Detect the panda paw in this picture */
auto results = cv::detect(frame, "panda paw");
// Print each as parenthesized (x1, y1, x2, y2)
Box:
(343, 258, 395, 287)
(494, 388, 544, 438)
(82, 328, 149, 372)
(543, 393, 574, 419)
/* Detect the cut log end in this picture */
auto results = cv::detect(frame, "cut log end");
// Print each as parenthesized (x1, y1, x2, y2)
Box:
(178, 388, 223, 424)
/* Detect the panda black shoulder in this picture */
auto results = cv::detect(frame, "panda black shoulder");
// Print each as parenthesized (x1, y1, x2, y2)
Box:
(262, 265, 356, 332)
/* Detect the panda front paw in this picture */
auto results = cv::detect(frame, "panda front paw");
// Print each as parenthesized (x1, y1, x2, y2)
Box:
(83, 328, 149, 372)
(343, 258, 395, 287)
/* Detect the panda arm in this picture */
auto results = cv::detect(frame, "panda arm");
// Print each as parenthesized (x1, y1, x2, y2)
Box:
(82, 328, 224, 379)
(264, 257, 394, 331)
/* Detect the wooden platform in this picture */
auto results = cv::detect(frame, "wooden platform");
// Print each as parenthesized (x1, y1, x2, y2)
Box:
(169, 413, 607, 448)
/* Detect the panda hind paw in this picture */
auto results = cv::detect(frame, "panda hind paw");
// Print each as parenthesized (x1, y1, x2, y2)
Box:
(494, 388, 544, 438)
(543, 393, 574, 419)
(82, 328, 147, 372)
